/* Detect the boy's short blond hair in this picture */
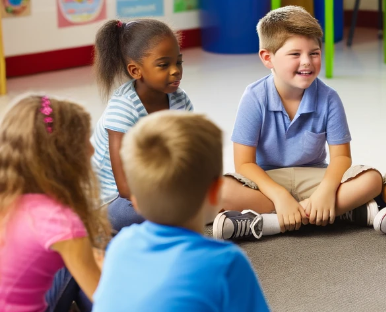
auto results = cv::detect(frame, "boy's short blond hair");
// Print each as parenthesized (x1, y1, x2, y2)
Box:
(257, 6, 323, 54)
(121, 111, 223, 225)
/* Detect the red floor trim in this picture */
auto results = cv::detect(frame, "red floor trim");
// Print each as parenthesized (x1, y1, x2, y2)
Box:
(6, 46, 95, 78)
(344, 10, 380, 29)
(5, 28, 201, 78)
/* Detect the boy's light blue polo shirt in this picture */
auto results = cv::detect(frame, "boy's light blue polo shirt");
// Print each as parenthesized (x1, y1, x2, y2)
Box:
(231, 74, 351, 170)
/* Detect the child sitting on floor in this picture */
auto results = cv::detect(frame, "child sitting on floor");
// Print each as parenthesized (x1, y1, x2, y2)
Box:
(213, 6, 383, 241)
(92, 111, 269, 312)
(0, 95, 110, 311)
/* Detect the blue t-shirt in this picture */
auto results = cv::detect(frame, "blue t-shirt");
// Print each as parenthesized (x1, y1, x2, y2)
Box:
(93, 222, 269, 312)
(91, 80, 193, 204)
(231, 74, 351, 170)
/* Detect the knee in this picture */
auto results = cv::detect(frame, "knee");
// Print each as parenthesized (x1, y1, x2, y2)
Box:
(361, 170, 382, 196)
(108, 197, 145, 232)
(220, 177, 239, 211)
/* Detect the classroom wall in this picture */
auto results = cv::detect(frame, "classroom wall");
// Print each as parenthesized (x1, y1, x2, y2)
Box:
(3, 0, 380, 77)
(3, 0, 380, 57)
(2, 0, 200, 57)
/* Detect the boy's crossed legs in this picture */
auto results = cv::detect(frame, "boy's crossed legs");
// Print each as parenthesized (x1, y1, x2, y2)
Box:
(215, 165, 383, 240)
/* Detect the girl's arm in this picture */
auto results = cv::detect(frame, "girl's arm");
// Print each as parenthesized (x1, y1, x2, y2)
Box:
(93, 247, 105, 271)
(108, 129, 131, 199)
(51, 237, 101, 301)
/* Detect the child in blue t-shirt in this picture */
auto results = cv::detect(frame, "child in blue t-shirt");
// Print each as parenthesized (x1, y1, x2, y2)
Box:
(213, 6, 384, 241)
(92, 111, 270, 312)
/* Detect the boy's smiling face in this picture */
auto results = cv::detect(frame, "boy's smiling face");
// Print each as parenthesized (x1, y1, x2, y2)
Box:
(260, 35, 322, 94)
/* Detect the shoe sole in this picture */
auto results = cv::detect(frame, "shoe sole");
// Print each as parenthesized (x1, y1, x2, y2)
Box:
(373, 207, 386, 233)
(212, 211, 228, 239)
(367, 199, 379, 226)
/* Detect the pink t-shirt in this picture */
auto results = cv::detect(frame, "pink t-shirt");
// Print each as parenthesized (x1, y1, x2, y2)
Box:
(0, 194, 87, 312)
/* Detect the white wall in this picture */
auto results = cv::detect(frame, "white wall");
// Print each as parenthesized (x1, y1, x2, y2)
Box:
(344, 0, 378, 10)
(2, 0, 199, 57)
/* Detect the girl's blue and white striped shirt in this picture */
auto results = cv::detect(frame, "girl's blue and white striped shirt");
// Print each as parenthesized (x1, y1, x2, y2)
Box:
(91, 80, 193, 204)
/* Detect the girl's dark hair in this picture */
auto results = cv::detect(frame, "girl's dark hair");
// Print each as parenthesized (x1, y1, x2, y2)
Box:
(94, 19, 180, 100)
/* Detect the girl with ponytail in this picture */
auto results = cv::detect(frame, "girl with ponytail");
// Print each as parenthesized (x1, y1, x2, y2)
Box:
(91, 19, 193, 231)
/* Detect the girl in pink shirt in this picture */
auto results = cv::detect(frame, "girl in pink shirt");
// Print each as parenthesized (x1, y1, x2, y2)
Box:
(0, 95, 110, 312)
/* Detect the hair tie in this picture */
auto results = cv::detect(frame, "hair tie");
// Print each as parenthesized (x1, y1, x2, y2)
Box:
(40, 96, 53, 133)
(117, 21, 123, 28)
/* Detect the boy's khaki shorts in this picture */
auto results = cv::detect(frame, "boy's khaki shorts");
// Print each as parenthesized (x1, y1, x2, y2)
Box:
(225, 165, 381, 202)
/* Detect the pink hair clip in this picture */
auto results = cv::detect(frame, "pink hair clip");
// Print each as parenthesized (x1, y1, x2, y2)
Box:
(40, 96, 53, 133)
(117, 21, 123, 28)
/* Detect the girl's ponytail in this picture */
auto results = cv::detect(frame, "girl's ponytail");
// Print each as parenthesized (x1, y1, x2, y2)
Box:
(94, 20, 131, 101)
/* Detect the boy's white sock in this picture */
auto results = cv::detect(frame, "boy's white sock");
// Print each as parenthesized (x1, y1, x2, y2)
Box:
(261, 213, 281, 236)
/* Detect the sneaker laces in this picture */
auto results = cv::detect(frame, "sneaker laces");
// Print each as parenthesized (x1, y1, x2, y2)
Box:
(233, 219, 251, 238)
(340, 210, 353, 222)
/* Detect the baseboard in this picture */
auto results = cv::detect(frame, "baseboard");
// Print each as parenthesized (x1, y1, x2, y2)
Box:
(5, 28, 201, 78)
(344, 9, 381, 29)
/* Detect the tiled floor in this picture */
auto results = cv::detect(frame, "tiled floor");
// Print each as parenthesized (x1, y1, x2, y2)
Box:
(1, 27, 385, 174)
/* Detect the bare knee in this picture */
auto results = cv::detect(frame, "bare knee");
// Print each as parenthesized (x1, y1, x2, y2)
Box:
(357, 170, 382, 197)
(221, 177, 242, 211)
(221, 176, 275, 213)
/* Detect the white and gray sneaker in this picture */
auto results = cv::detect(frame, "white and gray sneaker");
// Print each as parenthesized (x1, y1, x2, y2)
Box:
(213, 210, 263, 240)
(373, 208, 386, 233)
(339, 199, 379, 226)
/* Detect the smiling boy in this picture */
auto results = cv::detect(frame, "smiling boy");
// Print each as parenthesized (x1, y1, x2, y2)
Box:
(214, 6, 383, 240)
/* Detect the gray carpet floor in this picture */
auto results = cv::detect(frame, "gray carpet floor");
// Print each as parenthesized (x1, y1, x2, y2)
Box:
(205, 224, 386, 312)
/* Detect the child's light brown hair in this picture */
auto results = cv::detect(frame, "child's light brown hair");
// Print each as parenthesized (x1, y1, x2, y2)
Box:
(0, 95, 110, 248)
(257, 6, 323, 54)
(121, 111, 223, 225)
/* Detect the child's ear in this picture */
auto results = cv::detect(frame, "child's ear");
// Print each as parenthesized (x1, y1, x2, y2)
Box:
(127, 62, 142, 79)
(259, 49, 274, 69)
(208, 177, 224, 206)
(130, 195, 140, 213)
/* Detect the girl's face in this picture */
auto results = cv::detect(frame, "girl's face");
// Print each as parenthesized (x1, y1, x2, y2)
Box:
(135, 35, 183, 94)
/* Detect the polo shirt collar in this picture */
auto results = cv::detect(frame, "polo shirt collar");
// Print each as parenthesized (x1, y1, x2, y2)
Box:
(267, 74, 318, 114)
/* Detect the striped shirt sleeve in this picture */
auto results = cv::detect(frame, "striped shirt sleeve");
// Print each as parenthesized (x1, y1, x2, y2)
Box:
(185, 92, 193, 111)
(104, 96, 138, 133)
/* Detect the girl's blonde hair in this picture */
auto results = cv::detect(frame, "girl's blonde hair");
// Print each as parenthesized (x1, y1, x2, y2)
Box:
(0, 95, 110, 248)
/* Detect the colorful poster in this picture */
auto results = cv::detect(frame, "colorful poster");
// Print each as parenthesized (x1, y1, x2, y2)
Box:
(1, 0, 31, 18)
(174, 0, 198, 13)
(57, 0, 106, 28)
(117, 0, 164, 18)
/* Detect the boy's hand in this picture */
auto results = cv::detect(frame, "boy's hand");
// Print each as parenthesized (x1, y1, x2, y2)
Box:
(304, 187, 336, 226)
(274, 192, 307, 232)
